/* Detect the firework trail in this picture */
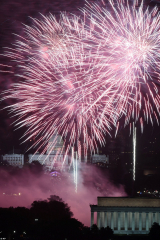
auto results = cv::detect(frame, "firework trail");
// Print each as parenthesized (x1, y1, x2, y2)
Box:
(80, 0, 160, 130)
(2, 12, 117, 162)
(133, 122, 136, 181)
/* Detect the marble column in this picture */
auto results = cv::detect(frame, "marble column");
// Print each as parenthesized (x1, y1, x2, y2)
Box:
(104, 212, 107, 228)
(142, 213, 145, 230)
(132, 212, 135, 231)
(101, 212, 104, 228)
(118, 212, 121, 231)
(111, 212, 114, 230)
(146, 213, 149, 231)
(149, 212, 151, 229)
(107, 212, 111, 227)
(97, 212, 100, 229)
(125, 212, 128, 231)
(91, 212, 94, 228)
(139, 212, 142, 231)
(153, 213, 155, 223)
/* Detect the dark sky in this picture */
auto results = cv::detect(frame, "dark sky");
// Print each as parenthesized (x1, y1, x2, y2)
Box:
(0, 0, 160, 157)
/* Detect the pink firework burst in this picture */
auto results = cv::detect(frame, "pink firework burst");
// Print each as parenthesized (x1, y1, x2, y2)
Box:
(2, 12, 117, 161)
(80, 0, 160, 131)
(3, 0, 160, 163)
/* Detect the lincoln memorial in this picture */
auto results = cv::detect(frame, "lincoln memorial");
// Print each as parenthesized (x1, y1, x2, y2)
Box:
(90, 197, 160, 234)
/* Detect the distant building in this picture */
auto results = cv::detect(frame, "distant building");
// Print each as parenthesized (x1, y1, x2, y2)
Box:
(28, 153, 68, 170)
(2, 154, 24, 168)
(90, 197, 160, 234)
(46, 133, 64, 154)
(92, 154, 109, 164)
(28, 132, 69, 170)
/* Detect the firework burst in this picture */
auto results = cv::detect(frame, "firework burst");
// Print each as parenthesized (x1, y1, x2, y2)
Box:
(2, 0, 160, 164)
(2, 12, 117, 161)
(80, 0, 160, 130)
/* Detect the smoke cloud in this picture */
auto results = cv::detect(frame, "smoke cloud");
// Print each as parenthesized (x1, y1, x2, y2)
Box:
(0, 163, 127, 226)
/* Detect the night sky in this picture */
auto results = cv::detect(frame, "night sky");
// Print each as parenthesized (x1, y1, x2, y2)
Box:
(1, 0, 160, 228)
(0, 0, 160, 159)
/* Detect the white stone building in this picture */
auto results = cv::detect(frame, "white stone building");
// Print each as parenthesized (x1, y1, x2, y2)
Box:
(28, 153, 68, 170)
(46, 133, 64, 154)
(28, 132, 69, 170)
(2, 154, 24, 168)
(90, 197, 160, 234)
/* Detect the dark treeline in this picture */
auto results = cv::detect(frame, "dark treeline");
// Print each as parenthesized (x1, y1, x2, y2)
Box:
(0, 195, 113, 240)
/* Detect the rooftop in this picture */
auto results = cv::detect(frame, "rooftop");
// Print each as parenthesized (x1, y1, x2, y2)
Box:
(97, 197, 160, 207)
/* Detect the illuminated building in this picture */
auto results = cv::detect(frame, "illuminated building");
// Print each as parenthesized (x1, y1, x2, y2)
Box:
(46, 133, 64, 154)
(28, 132, 69, 170)
(2, 154, 24, 168)
(90, 197, 160, 234)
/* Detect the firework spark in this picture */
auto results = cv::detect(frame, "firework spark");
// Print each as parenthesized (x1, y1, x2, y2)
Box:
(2, 12, 117, 162)
(2, 0, 160, 165)
(80, 0, 160, 129)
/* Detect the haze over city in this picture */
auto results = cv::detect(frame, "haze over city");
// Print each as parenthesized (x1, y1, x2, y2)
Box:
(1, 0, 160, 239)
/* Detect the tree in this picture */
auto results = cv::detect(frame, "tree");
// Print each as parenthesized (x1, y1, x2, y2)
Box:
(90, 224, 99, 240)
(82, 226, 91, 240)
(29, 160, 44, 175)
(0, 195, 84, 240)
(0, 206, 30, 240)
(99, 226, 113, 240)
(105, 226, 114, 239)
(30, 195, 73, 221)
(30, 195, 75, 239)
(149, 222, 160, 240)
(90, 224, 99, 234)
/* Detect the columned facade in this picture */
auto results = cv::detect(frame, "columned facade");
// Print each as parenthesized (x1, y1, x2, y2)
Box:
(90, 197, 160, 234)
